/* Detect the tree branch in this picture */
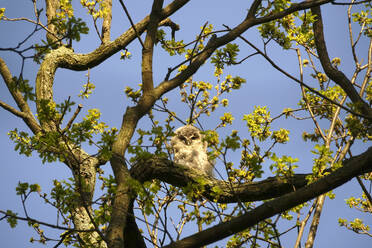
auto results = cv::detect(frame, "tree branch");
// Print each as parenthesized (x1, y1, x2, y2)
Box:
(45, 0, 60, 44)
(123, 200, 147, 248)
(0, 210, 97, 233)
(130, 146, 372, 203)
(131, 157, 307, 202)
(311, 6, 372, 119)
(0, 57, 40, 133)
(142, 0, 164, 94)
(162, 146, 372, 248)
(118, 0, 145, 48)
(101, 0, 112, 44)
(0, 100, 28, 119)
(104, 3, 191, 247)
(247, 0, 262, 18)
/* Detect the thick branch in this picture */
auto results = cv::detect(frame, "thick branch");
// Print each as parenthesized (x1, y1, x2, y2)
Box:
(247, 0, 262, 18)
(131, 157, 310, 203)
(101, 0, 112, 44)
(106, 155, 134, 248)
(130, 146, 372, 203)
(163, 146, 372, 248)
(42, 0, 191, 72)
(104, 3, 191, 247)
(311, 6, 372, 118)
(142, 0, 164, 94)
(45, 0, 60, 44)
(123, 200, 147, 248)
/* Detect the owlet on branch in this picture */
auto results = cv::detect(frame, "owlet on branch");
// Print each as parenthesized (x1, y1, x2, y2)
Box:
(170, 125, 214, 176)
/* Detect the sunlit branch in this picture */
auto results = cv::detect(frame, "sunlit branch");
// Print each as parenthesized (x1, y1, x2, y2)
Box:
(142, 0, 164, 94)
(305, 194, 326, 248)
(45, 0, 60, 44)
(0, 100, 28, 119)
(62, 104, 83, 133)
(101, 0, 112, 44)
(295, 48, 327, 142)
(0, 57, 41, 133)
(360, 40, 372, 94)
(293, 200, 317, 248)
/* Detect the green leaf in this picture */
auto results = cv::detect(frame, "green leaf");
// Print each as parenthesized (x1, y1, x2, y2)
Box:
(5, 210, 18, 228)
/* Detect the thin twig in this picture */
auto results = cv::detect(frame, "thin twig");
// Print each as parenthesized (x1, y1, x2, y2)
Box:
(118, 0, 145, 48)
(0, 210, 96, 232)
(356, 176, 372, 210)
(62, 104, 83, 133)
(332, 0, 371, 5)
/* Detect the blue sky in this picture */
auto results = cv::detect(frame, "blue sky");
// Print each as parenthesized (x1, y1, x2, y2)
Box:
(0, 0, 371, 247)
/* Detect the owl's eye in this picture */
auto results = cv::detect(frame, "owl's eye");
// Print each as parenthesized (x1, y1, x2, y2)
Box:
(191, 135, 199, 140)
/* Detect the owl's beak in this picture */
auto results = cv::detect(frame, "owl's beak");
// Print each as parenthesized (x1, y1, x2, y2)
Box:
(185, 139, 191, 145)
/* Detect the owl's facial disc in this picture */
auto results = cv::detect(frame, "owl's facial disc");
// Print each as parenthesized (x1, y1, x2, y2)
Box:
(179, 136, 191, 145)
(191, 134, 199, 140)
(184, 137, 191, 145)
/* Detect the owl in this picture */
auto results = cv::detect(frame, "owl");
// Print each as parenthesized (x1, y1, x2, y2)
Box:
(170, 125, 214, 176)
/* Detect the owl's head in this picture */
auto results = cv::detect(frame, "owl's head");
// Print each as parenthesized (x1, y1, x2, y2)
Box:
(173, 125, 202, 146)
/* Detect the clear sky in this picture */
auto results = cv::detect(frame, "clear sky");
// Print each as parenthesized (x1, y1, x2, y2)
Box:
(0, 0, 371, 247)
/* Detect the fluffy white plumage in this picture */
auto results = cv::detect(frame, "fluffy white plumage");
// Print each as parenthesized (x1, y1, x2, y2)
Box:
(170, 125, 214, 176)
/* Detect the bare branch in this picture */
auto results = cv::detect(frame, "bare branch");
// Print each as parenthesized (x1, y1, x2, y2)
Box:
(62, 104, 83, 133)
(356, 176, 372, 209)
(118, 0, 145, 48)
(305, 194, 326, 248)
(295, 48, 327, 142)
(294, 201, 317, 248)
(0, 210, 97, 233)
(0, 57, 41, 133)
(2, 17, 53, 35)
(0, 100, 28, 118)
